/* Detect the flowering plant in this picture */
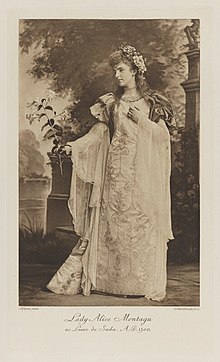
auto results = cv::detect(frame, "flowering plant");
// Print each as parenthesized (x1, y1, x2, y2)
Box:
(118, 45, 147, 74)
(26, 90, 76, 174)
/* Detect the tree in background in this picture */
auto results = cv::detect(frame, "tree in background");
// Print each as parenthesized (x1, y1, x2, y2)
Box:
(20, 19, 199, 262)
(20, 19, 189, 135)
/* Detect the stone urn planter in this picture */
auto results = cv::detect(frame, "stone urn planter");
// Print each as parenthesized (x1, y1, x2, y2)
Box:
(46, 152, 73, 234)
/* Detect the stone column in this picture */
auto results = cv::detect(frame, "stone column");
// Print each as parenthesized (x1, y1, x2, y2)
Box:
(181, 48, 200, 177)
(181, 19, 200, 177)
(180, 21, 200, 260)
(181, 49, 200, 128)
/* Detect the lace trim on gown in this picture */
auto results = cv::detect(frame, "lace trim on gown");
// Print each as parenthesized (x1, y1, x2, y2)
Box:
(47, 93, 173, 301)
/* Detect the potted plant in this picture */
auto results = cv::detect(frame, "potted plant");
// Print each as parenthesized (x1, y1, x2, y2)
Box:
(26, 90, 80, 233)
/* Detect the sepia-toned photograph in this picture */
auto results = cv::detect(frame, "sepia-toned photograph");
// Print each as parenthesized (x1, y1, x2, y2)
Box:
(19, 19, 200, 307)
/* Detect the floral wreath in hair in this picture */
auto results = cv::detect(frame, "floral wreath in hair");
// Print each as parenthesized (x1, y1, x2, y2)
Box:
(118, 44, 147, 74)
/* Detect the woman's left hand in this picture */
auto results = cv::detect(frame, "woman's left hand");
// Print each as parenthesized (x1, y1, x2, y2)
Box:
(127, 106, 142, 123)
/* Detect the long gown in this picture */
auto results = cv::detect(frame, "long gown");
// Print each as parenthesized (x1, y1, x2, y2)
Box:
(47, 92, 174, 301)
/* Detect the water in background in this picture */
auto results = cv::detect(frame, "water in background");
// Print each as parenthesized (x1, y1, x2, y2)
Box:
(19, 178, 51, 232)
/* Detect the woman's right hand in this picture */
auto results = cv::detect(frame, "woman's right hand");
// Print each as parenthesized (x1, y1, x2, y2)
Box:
(127, 106, 146, 124)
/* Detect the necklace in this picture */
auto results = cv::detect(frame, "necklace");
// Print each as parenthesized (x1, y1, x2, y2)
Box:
(121, 95, 143, 102)
(125, 86, 136, 90)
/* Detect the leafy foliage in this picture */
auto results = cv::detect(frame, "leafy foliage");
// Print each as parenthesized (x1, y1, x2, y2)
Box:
(170, 127, 199, 262)
(20, 19, 200, 263)
(20, 19, 190, 133)
(26, 91, 78, 173)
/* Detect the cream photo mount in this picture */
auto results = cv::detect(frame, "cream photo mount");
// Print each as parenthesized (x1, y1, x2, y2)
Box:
(3, 2, 218, 362)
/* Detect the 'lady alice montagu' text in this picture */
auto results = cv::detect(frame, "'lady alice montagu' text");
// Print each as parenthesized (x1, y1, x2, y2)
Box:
(65, 313, 151, 326)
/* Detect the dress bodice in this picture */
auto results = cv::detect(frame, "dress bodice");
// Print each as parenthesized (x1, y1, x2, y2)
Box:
(115, 97, 150, 124)
(111, 98, 150, 146)
(89, 92, 176, 139)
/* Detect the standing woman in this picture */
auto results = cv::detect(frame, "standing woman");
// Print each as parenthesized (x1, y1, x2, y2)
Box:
(47, 45, 175, 301)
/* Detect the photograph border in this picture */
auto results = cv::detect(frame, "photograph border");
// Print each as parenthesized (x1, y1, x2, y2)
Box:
(2, 1, 219, 361)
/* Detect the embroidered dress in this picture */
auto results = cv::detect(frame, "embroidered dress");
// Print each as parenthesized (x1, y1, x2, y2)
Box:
(47, 92, 174, 301)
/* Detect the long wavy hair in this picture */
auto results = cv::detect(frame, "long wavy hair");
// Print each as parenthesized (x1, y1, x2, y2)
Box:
(107, 48, 175, 139)
(108, 49, 151, 102)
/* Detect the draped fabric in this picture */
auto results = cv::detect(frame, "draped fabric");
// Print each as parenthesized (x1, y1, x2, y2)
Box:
(47, 93, 173, 301)
(47, 122, 110, 296)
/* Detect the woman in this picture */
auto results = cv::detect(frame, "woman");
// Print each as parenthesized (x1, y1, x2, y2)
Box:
(47, 45, 175, 301)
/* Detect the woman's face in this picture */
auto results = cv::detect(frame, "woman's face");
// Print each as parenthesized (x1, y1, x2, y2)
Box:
(114, 62, 136, 88)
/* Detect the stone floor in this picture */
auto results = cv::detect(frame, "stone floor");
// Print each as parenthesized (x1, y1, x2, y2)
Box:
(19, 263, 200, 307)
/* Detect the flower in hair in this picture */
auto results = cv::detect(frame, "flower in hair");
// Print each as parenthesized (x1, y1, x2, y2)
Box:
(118, 44, 147, 73)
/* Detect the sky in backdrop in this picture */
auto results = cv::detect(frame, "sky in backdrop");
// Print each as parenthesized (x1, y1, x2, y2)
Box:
(19, 46, 71, 177)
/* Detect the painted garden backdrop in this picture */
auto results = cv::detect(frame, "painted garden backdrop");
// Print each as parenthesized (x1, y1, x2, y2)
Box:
(19, 19, 199, 265)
